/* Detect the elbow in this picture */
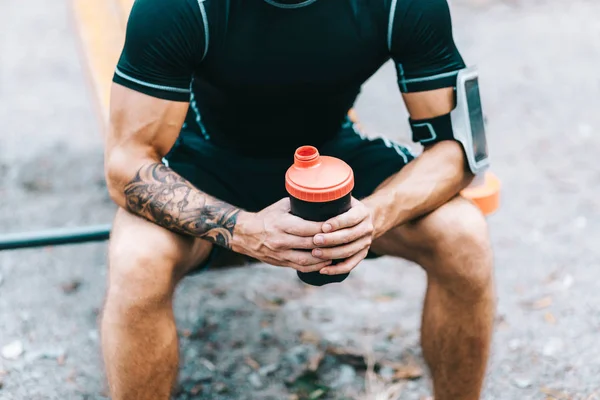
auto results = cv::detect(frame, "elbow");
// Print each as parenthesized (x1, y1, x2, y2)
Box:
(104, 148, 137, 208)
(425, 140, 474, 186)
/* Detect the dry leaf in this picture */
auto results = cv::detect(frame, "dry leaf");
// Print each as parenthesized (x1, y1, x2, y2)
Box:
(245, 356, 260, 370)
(190, 384, 203, 395)
(308, 352, 325, 372)
(544, 312, 557, 324)
(57, 354, 66, 366)
(393, 365, 423, 380)
(326, 346, 368, 369)
(539, 386, 570, 399)
(300, 331, 320, 344)
(532, 296, 553, 310)
(374, 293, 397, 302)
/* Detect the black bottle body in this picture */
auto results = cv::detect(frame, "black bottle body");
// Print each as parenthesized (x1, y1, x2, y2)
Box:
(289, 194, 352, 286)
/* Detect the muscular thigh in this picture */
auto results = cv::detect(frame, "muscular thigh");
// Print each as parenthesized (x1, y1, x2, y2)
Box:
(370, 195, 491, 281)
(108, 208, 212, 292)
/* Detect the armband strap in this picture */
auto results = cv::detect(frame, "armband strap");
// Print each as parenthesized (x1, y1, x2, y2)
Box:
(409, 113, 455, 145)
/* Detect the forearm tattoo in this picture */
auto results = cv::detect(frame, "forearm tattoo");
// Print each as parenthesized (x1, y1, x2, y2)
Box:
(124, 163, 240, 248)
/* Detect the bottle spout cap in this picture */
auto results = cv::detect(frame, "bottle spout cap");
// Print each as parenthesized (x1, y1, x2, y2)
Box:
(294, 146, 320, 168)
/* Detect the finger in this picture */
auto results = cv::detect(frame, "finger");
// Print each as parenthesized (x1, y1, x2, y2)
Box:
(312, 236, 371, 260)
(274, 234, 316, 250)
(319, 248, 369, 275)
(281, 215, 324, 237)
(322, 203, 367, 233)
(292, 259, 333, 274)
(314, 219, 372, 247)
(281, 250, 332, 272)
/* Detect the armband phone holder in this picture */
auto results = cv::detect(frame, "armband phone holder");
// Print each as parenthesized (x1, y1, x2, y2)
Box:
(409, 66, 501, 215)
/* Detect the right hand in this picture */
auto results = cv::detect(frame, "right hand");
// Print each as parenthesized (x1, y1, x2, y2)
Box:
(232, 198, 332, 272)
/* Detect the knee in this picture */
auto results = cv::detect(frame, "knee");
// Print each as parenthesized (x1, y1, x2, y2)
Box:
(104, 239, 179, 317)
(417, 198, 494, 297)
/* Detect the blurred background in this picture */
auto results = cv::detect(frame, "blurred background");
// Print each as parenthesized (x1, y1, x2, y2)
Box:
(1, 0, 599, 399)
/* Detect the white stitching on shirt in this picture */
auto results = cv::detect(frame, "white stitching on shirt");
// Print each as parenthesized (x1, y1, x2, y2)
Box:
(263, 0, 318, 9)
(114, 67, 190, 93)
(400, 70, 460, 84)
(387, 0, 398, 52)
(197, 0, 210, 61)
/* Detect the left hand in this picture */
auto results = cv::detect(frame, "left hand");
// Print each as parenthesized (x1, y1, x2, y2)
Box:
(312, 197, 374, 275)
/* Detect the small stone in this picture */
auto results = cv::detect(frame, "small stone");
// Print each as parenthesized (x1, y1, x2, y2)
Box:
(25, 347, 66, 363)
(379, 366, 395, 381)
(561, 274, 574, 290)
(508, 339, 521, 351)
(214, 382, 228, 393)
(259, 328, 274, 341)
(258, 363, 279, 377)
(189, 369, 213, 383)
(332, 365, 356, 388)
(88, 330, 99, 342)
(2, 341, 24, 360)
(542, 337, 564, 357)
(61, 280, 82, 294)
(189, 384, 203, 396)
(199, 358, 216, 372)
(248, 372, 264, 389)
(512, 378, 532, 389)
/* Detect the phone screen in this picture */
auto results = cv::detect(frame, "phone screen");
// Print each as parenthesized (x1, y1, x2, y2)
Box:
(465, 77, 488, 162)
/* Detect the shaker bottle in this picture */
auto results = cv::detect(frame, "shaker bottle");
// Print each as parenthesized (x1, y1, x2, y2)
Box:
(285, 145, 355, 286)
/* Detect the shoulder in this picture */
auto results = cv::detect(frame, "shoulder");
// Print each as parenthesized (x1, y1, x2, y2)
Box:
(123, 0, 208, 58)
(126, 0, 205, 31)
(390, 0, 453, 32)
(389, 0, 454, 48)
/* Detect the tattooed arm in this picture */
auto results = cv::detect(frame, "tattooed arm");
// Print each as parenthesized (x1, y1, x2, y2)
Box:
(123, 163, 240, 247)
(106, 84, 333, 272)
(105, 84, 241, 249)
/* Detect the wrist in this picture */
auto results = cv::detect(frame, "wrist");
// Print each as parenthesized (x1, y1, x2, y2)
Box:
(231, 210, 257, 254)
(363, 192, 398, 239)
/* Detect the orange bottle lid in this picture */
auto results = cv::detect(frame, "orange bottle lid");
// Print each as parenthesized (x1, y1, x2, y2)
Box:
(285, 146, 354, 203)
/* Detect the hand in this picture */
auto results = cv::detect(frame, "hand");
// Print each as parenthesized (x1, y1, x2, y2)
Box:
(312, 198, 374, 276)
(232, 198, 333, 272)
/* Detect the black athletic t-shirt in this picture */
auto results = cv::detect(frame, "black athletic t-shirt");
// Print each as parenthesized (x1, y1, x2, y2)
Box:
(114, 0, 466, 155)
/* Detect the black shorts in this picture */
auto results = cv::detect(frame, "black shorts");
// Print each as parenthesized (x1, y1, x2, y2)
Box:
(164, 123, 416, 271)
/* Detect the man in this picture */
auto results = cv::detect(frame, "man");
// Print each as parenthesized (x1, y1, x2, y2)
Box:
(102, 0, 496, 398)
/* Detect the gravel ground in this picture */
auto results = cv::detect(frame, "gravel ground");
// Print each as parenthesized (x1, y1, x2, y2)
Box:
(1, 0, 600, 399)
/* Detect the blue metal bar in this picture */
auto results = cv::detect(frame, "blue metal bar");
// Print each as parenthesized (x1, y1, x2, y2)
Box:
(0, 224, 112, 251)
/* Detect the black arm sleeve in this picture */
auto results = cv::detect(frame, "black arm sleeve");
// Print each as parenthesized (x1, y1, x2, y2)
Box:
(112, 0, 207, 102)
(389, 0, 466, 93)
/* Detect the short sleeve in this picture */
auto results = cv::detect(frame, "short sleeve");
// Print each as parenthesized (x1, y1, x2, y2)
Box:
(388, 0, 466, 93)
(113, 0, 207, 102)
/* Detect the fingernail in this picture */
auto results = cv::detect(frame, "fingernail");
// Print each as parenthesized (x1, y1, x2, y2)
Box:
(314, 235, 324, 245)
(320, 269, 329, 275)
(323, 223, 332, 232)
(313, 249, 322, 257)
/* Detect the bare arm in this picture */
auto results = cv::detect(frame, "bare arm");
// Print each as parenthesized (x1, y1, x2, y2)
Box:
(105, 84, 241, 248)
(363, 88, 474, 238)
